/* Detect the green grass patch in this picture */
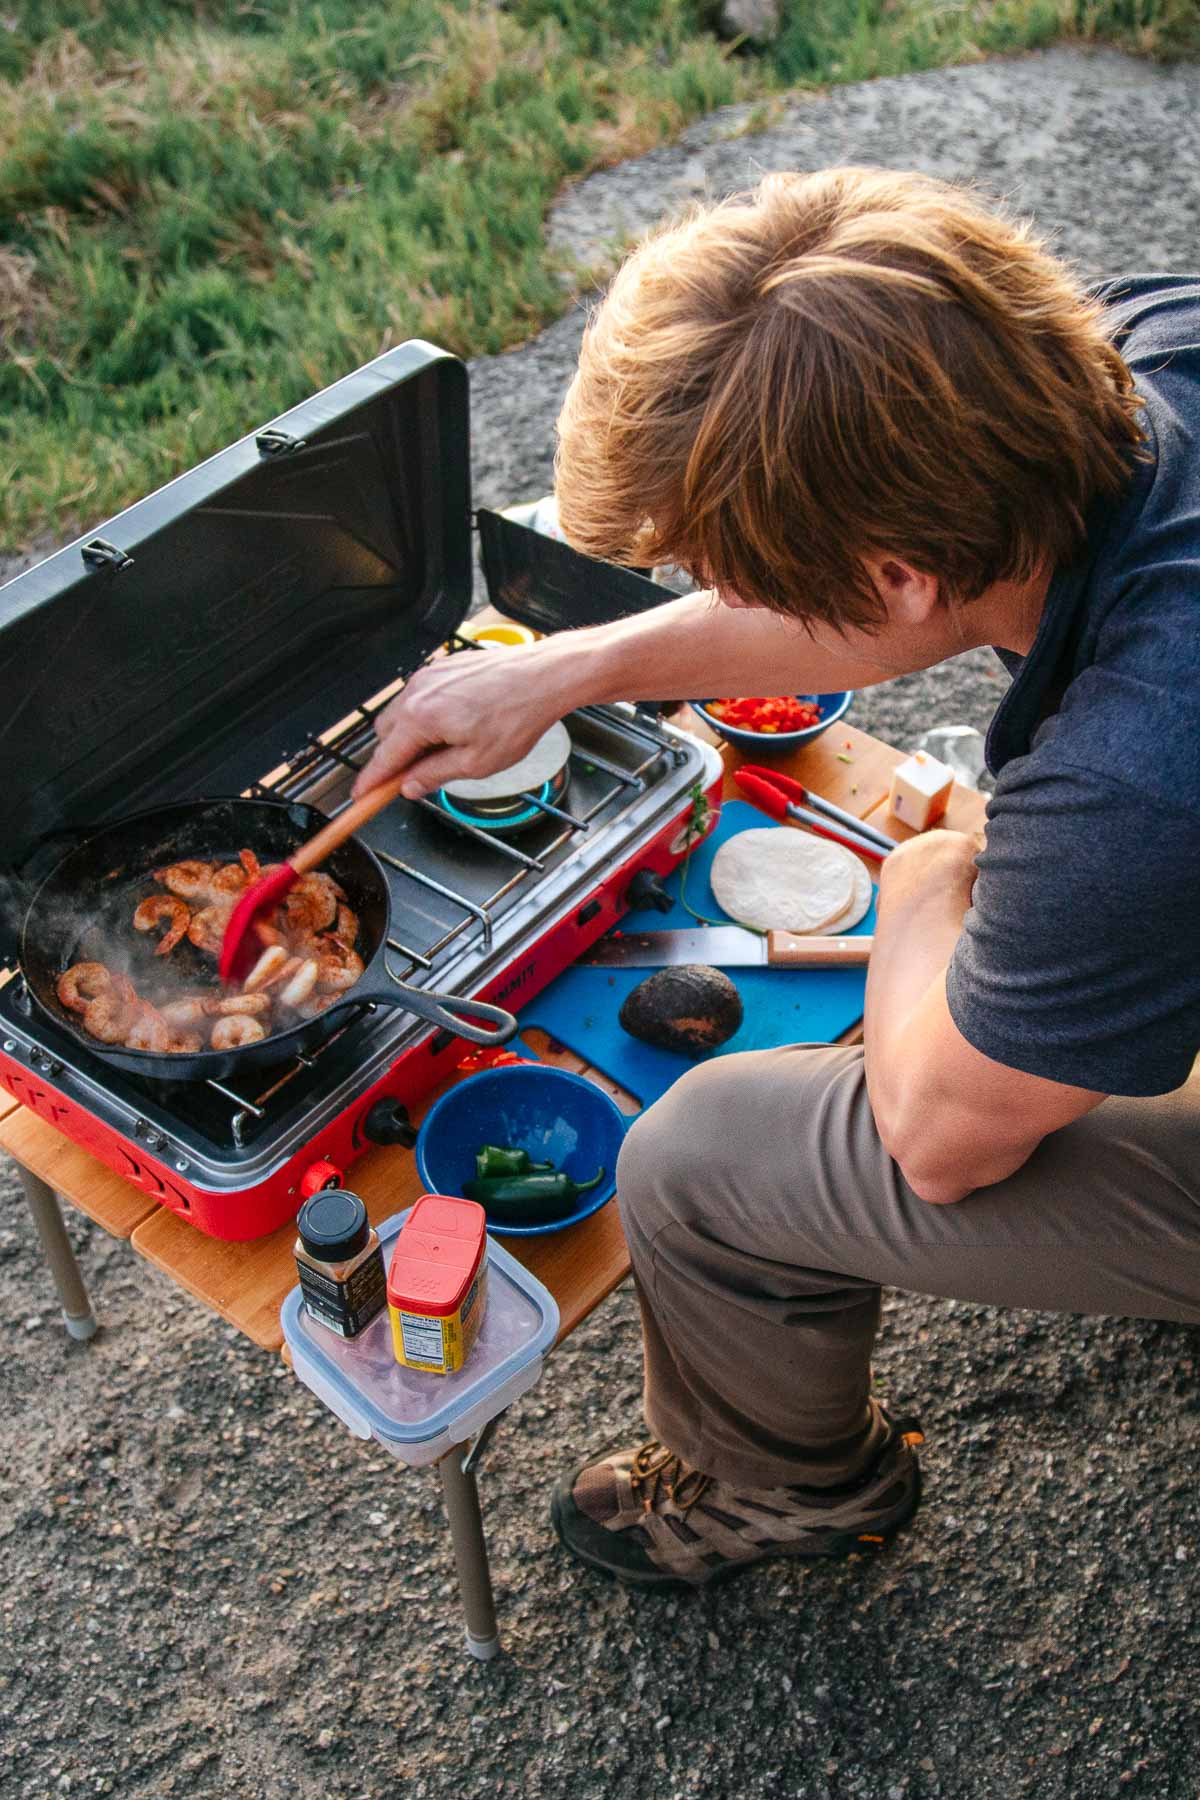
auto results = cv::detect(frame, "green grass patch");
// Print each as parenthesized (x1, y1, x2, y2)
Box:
(1, 0, 1196, 548)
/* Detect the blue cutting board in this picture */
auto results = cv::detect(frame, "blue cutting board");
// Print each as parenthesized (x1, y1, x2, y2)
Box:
(516, 800, 875, 1111)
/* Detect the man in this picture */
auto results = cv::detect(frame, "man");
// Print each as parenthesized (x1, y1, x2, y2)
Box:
(355, 168, 1200, 1587)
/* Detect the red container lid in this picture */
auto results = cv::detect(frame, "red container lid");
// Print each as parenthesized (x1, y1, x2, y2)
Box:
(386, 1195, 487, 1318)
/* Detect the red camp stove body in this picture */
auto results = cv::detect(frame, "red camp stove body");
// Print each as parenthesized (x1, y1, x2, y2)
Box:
(0, 750, 721, 1240)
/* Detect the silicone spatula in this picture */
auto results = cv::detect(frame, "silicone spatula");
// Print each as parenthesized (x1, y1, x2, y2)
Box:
(218, 771, 409, 985)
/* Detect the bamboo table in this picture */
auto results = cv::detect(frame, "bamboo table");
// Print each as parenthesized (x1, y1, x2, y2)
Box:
(3, 715, 986, 1656)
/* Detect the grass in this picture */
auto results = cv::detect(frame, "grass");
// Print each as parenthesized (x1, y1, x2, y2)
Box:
(1, 0, 1196, 550)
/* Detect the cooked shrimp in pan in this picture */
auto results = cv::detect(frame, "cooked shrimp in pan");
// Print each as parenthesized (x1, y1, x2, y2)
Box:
(210, 1015, 267, 1050)
(278, 958, 319, 1009)
(202, 993, 271, 1017)
(124, 1003, 173, 1053)
(187, 903, 234, 955)
(57, 962, 115, 1013)
(133, 894, 191, 956)
(80, 974, 138, 1045)
(312, 939, 364, 993)
(155, 860, 217, 902)
(242, 945, 290, 992)
(280, 872, 339, 936)
(160, 998, 208, 1030)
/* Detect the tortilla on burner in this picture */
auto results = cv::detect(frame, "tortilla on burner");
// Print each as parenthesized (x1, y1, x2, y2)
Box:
(444, 721, 571, 803)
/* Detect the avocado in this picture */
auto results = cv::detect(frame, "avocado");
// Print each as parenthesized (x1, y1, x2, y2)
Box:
(618, 964, 743, 1058)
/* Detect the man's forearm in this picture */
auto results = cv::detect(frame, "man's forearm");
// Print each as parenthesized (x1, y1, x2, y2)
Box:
(543, 590, 915, 710)
(863, 834, 1104, 1203)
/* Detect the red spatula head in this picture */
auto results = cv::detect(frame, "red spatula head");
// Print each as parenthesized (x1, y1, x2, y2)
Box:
(219, 862, 299, 985)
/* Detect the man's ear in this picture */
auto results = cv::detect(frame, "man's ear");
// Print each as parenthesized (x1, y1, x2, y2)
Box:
(861, 554, 940, 627)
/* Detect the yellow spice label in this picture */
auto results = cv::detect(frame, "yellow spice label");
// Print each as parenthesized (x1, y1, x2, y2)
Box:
(389, 1265, 486, 1375)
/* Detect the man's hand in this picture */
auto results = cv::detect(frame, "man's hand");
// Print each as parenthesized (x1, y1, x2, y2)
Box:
(874, 827, 982, 917)
(864, 826, 1104, 1203)
(353, 643, 581, 800)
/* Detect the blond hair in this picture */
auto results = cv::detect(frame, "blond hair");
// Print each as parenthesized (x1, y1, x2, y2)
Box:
(555, 168, 1144, 629)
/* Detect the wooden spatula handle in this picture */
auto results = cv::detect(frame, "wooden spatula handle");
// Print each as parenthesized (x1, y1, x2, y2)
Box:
(291, 771, 411, 874)
(766, 932, 873, 966)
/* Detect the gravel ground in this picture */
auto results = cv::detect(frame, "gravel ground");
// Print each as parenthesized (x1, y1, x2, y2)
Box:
(6, 43, 1200, 1800)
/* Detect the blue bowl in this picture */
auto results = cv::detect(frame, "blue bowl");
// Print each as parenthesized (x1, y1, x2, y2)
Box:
(692, 691, 853, 753)
(414, 1064, 628, 1238)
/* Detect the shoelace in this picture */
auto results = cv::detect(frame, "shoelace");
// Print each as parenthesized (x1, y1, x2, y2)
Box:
(629, 1440, 711, 1516)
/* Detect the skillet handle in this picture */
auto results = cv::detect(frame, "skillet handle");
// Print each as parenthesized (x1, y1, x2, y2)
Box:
(353, 981, 518, 1048)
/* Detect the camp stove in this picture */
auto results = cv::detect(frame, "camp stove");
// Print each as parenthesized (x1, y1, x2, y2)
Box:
(0, 343, 721, 1241)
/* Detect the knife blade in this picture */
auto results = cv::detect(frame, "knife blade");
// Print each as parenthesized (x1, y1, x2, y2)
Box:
(579, 927, 873, 968)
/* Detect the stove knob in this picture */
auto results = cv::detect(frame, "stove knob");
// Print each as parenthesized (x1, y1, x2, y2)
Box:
(301, 1160, 344, 1198)
(362, 1099, 418, 1149)
(626, 869, 673, 914)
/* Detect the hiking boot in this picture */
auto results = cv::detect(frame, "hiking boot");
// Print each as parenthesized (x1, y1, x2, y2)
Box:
(550, 1413, 923, 1588)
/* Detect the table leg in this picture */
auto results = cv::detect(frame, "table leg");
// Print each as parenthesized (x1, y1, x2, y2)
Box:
(16, 1162, 98, 1342)
(437, 1449, 501, 1662)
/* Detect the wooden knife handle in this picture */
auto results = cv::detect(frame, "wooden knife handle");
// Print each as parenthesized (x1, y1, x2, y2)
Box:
(766, 931, 873, 966)
(291, 770, 411, 874)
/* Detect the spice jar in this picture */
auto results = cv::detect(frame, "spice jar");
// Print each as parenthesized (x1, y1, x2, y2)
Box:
(294, 1188, 386, 1339)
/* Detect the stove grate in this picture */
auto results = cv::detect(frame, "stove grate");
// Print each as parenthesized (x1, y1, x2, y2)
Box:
(196, 669, 683, 1146)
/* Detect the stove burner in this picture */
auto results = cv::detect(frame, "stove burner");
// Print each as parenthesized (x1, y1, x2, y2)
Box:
(433, 762, 570, 834)
(436, 720, 573, 835)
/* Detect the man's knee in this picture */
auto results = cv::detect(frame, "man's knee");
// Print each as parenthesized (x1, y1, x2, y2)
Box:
(616, 1044, 859, 1241)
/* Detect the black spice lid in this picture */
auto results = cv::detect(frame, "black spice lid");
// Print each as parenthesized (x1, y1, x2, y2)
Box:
(297, 1190, 370, 1263)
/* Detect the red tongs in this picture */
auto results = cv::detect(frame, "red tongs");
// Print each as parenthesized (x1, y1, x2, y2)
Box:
(732, 765, 897, 863)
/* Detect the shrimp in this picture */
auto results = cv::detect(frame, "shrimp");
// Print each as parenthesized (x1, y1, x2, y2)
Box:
(160, 998, 209, 1030)
(313, 939, 364, 993)
(57, 962, 115, 1013)
(278, 958, 318, 1009)
(209, 859, 251, 898)
(210, 1014, 267, 1050)
(238, 849, 261, 881)
(242, 944, 290, 993)
(329, 902, 359, 948)
(124, 1003, 173, 1053)
(155, 860, 217, 902)
(295, 992, 338, 1019)
(133, 894, 191, 956)
(187, 903, 234, 956)
(279, 872, 338, 936)
(201, 993, 272, 1017)
(80, 974, 138, 1045)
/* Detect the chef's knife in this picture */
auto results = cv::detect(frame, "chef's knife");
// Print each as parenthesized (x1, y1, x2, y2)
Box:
(580, 927, 873, 968)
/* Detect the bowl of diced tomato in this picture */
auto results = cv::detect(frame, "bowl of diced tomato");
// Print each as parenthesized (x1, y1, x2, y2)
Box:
(691, 691, 852, 753)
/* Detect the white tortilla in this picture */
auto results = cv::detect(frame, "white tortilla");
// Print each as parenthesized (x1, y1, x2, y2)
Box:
(710, 828, 856, 934)
(444, 721, 571, 802)
(816, 855, 872, 934)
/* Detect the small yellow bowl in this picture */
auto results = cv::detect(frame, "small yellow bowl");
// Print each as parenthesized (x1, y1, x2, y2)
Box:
(458, 620, 538, 649)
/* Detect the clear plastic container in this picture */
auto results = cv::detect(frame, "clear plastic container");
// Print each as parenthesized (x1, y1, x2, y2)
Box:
(281, 1211, 560, 1466)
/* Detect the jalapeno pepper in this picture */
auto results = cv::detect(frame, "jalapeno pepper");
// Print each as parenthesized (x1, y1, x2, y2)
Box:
(474, 1144, 555, 1179)
(463, 1167, 607, 1225)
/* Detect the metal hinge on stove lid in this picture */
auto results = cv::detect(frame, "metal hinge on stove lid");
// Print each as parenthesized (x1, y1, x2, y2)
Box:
(80, 538, 134, 574)
(255, 427, 307, 458)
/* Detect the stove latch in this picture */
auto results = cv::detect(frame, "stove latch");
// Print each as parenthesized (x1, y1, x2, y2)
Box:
(81, 538, 134, 574)
(255, 428, 307, 458)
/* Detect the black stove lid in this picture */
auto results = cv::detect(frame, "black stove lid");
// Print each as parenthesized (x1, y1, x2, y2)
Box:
(0, 341, 472, 933)
(477, 506, 671, 633)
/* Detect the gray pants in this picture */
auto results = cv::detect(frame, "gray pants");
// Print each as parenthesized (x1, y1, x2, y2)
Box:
(616, 1044, 1200, 1489)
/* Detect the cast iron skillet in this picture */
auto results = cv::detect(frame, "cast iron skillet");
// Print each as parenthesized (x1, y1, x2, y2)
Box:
(20, 797, 517, 1082)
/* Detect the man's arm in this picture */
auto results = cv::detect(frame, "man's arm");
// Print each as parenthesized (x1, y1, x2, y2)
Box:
(354, 591, 925, 797)
(864, 833, 1105, 1204)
